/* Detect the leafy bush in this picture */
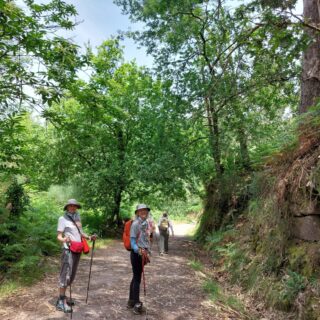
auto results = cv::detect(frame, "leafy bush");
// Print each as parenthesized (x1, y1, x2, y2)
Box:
(0, 191, 61, 279)
(5, 177, 29, 217)
(280, 271, 307, 307)
(81, 208, 105, 236)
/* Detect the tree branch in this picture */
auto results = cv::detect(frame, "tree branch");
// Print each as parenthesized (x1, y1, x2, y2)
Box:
(287, 10, 320, 32)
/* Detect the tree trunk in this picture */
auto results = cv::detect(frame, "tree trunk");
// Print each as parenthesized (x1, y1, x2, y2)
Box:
(111, 185, 123, 227)
(205, 97, 224, 178)
(299, 0, 320, 113)
(237, 126, 251, 171)
(108, 127, 126, 228)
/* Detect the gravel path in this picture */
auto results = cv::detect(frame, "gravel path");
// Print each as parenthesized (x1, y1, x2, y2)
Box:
(0, 223, 226, 320)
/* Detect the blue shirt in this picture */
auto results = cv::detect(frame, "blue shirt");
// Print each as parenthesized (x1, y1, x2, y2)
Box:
(130, 217, 150, 253)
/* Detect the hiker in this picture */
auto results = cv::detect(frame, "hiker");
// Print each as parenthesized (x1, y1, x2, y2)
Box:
(56, 199, 96, 313)
(158, 212, 174, 255)
(147, 210, 156, 244)
(127, 204, 151, 315)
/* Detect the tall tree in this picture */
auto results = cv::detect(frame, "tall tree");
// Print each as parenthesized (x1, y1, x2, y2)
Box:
(115, 0, 304, 229)
(43, 40, 189, 230)
(115, 0, 302, 174)
(299, 0, 320, 113)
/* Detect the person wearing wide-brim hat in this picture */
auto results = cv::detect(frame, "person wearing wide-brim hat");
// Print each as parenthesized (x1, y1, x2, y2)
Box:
(55, 199, 96, 313)
(127, 204, 151, 315)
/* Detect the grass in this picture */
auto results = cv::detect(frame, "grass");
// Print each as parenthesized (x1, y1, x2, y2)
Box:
(188, 259, 203, 271)
(0, 280, 20, 298)
(203, 279, 249, 317)
(93, 238, 113, 249)
(203, 279, 221, 298)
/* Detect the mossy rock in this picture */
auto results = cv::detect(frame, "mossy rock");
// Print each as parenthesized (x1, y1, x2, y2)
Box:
(288, 242, 320, 277)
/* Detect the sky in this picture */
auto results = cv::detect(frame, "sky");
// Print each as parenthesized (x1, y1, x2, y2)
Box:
(62, 0, 154, 67)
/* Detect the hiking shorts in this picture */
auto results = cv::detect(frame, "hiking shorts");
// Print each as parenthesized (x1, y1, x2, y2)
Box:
(59, 249, 81, 288)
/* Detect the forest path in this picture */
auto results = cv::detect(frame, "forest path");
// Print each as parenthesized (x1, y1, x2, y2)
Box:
(0, 223, 248, 320)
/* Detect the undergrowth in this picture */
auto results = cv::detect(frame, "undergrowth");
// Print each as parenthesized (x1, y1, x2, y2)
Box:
(188, 258, 203, 271)
(0, 181, 111, 286)
(203, 279, 248, 317)
(197, 119, 320, 318)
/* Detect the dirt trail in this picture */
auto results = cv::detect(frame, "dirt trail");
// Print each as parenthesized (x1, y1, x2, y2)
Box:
(0, 223, 234, 320)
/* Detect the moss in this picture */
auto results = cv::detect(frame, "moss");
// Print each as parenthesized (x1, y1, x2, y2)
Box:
(196, 173, 251, 239)
(288, 243, 320, 277)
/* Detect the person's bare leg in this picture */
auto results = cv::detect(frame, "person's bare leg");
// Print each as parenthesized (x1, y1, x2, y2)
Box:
(59, 287, 66, 297)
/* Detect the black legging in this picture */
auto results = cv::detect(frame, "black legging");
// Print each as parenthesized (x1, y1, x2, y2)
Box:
(129, 250, 142, 304)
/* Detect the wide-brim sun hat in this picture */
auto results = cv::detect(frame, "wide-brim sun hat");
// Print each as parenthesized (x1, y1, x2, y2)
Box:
(64, 199, 82, 211)
(135, 203, 150, 214)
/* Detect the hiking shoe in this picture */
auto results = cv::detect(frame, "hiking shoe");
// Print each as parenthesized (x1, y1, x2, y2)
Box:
(133, 302, 146, 314)
(56, 298, 72, 313)
(66, 297, 75, 306)
(127, 299, 135, 309)
(160, 252, 164, 256)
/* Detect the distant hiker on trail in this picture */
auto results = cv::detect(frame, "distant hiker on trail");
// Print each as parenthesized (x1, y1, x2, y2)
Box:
(127, 203, 151, 315)
(147, 210, 156, 244)
(158, 212, 174, 255)
(56, 199, 97, 313)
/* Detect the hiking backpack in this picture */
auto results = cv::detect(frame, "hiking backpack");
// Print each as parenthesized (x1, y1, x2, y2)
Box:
(123, 219, 133, 251)
(159, 218, 169, 231)
(123, 219, 142, 251)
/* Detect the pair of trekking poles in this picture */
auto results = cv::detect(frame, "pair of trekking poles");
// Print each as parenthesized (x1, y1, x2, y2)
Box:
(69, 240, 96, 319)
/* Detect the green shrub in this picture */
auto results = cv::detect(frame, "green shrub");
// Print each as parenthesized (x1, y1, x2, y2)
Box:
(280, 271, 307, 308)
(0, 192, 60, 279)
(81, 208, 105, 236)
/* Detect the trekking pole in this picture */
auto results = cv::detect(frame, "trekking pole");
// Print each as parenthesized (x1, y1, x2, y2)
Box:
(85, 239, 95, 304)
(70, 284, 73, 319)
(142, 254, 148, 320)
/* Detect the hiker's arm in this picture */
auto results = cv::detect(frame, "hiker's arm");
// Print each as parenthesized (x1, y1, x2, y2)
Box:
(169, 221, 174, 236)
(76, 221, 97, 241)
(57, 231, 70, 243)
(130, 237, 139, 253)
(81, 233, 96, 241)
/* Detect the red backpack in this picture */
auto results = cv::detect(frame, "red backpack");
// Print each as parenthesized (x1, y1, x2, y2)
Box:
(123, 219, 142, 251)
(123, 219, 133, 251)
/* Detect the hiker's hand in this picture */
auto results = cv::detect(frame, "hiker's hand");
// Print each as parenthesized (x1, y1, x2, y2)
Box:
(64, 236, 71, 243)
(141, 250, 150, 265)
(90, 234, 97, 241)
(139, 248, 147, 256)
